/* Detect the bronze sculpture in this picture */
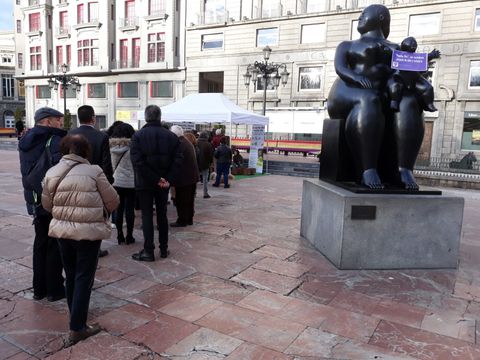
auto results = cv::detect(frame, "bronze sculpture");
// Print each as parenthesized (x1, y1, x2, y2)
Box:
(325, 4, 438, 191)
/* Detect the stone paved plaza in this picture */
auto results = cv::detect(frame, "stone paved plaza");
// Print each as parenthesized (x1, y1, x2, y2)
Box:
(1, 148, 480, 359)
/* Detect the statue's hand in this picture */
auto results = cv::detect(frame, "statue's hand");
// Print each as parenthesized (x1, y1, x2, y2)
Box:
(355, 76, 373, 89)
(428, 49, 441, 60)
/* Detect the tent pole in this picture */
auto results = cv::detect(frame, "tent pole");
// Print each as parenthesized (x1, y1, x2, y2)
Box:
(265, 123, 269, 175)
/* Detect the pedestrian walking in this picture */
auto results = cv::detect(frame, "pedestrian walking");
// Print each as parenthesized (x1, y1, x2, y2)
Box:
(18, 107, 67, 302)
(130, 105, 183, 261)
(42, 134, 119, 346)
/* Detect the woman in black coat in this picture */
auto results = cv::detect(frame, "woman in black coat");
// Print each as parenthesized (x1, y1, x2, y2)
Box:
(170, 125, 199, 227)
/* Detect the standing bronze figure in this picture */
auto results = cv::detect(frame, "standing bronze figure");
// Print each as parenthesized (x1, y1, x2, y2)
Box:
(325, 4, 435, 190)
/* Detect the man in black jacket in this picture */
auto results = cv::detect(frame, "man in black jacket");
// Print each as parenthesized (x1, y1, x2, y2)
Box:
(213, 137, 233, 188)
(69, 105, 113, 257)
(130, 105, 183, 261)
(19, 107, 66, 301)
(69, 105, 114, 183)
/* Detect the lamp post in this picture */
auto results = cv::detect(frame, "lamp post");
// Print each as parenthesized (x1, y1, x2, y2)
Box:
(48, 63, 81, 118)
(243, 46, 289, 173)
(243, 46, 289, 116)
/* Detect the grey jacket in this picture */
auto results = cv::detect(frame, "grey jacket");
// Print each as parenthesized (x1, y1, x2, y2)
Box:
(110, 138, 135, 189)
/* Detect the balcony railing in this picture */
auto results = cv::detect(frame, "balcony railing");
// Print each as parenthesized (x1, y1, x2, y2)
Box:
(119, 17, 139, 28)
(56, 26, 70, 36)
(147, 9, 167, 17)
(200, 10, 229, 25)
(255, 3, 283, 19)
(111, 59, 140, 69)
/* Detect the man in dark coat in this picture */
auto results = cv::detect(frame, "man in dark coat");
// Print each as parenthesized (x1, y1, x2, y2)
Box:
(197, 131, 214, 198)
(69, 105, 113, 257)
(19, 107, 66, 301)
(170, 125, 199, 227)
(69, 105, 114, 183)
(130, 105, 183, 261)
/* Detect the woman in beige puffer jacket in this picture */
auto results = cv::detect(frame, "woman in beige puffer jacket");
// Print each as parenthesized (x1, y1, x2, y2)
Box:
(42, 152, 120, 240)
(41, 134, 119, 346)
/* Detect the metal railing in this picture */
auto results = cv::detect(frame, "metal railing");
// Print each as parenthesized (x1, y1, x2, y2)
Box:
(55, 26, 70, 36)
(415, 156, 480, 174)
(200, 10, 229, 25)
(111, 59, 140, 69)
(119, 17, 139, 28)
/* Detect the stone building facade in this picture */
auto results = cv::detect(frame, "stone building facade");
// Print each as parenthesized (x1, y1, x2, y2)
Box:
(14, 0, 480, 160)
(15, 0, 185, 129)
(184, 0, 480, 160)
(0, 31, 24, 127)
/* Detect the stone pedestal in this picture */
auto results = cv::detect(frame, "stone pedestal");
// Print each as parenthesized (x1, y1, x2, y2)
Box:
(300, 179, 464, 269)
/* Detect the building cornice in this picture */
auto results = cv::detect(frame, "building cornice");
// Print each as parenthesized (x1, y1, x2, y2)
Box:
(186, 0, 476, 31)
(14, 67, 186, 80)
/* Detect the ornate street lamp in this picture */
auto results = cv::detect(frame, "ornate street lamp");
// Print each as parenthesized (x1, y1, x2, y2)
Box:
(243, 46, 289, 116)
(47, 63, 81, 117)
(243, 47, 289, 174)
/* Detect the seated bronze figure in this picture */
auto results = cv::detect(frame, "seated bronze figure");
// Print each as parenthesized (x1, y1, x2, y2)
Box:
(325, 4, 435, 191)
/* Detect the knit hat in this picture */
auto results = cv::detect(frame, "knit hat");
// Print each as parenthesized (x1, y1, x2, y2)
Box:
(170, 125, 184, 137)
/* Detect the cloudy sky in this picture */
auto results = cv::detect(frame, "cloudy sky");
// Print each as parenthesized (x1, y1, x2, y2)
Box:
(0, 0, 13, 31)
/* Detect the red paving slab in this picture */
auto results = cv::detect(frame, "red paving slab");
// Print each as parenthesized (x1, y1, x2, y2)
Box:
(2, 149, 480, 358)
(369, 320, 480, 359)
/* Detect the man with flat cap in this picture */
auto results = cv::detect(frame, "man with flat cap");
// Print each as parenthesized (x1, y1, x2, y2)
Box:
(19, 107, 67, 301)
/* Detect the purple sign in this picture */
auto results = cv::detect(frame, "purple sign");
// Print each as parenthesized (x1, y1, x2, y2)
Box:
(391, 50, 428, 72)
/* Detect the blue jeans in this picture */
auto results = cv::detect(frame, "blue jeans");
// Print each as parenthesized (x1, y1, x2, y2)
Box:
(215, 162, 230, 187)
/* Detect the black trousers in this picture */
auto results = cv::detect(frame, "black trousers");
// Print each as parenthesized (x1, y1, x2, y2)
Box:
(57, 239, 101, 332)
(114, 187, 136, 237)
(137, 189, 168, 254)
(32, 214, 65, 298)
(174, 184, 196, 225)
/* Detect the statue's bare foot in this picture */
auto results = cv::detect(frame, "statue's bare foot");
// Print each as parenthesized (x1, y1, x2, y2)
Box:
(399, 167, 419, 191)
(362, 169, 384, 189)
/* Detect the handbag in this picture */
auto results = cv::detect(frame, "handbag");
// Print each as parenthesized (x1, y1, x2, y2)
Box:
(113, 150, 128, 173)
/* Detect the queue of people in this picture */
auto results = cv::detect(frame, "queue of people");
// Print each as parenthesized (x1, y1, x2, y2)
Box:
(18, 104, 234, 346)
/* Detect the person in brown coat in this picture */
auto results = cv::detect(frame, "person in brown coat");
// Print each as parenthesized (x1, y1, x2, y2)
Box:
(170, 125, 199, 227)
(42, 134, 119, 346)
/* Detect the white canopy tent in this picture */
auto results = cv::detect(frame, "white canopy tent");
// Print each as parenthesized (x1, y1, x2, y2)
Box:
(161, 93, 270, 173)
(160, 93, 269, 126)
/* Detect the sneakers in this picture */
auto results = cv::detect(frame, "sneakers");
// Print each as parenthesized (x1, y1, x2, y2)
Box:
(131, 249, 155, 262)
(203, 194, 211, 198)
(67, 323, 101, 346)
